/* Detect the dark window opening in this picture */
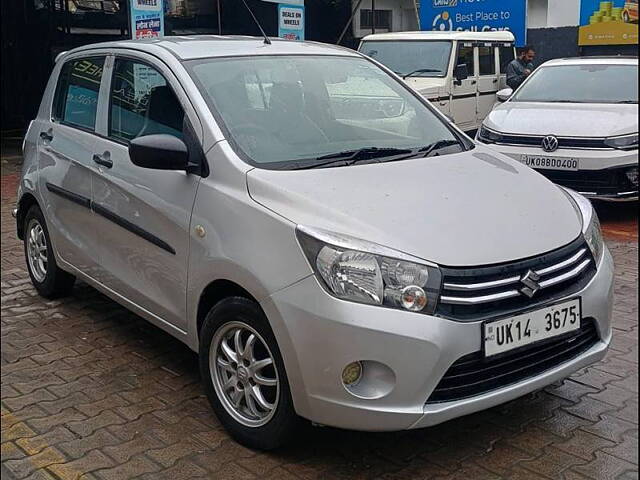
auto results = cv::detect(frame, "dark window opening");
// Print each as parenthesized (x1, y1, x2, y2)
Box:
(360, 9, 392, 29)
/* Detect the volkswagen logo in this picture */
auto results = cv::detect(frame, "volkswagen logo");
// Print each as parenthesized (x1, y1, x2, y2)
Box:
(541, 135, 559, 152)
(520, 270, 541, 298)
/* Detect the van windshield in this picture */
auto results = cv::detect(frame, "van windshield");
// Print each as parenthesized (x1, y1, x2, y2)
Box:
(513, 64, 639, 104)
(186, 55, 463, 169)
(359, 41, 452, 78)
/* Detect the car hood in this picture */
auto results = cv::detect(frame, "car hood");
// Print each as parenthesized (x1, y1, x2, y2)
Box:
(247, 147, 582, 267)
(486, 101, 638, 137)
(403, 77, 447, 98)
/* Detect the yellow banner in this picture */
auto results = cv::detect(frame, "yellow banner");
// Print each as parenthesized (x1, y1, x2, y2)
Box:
(579, 0, 639, 45)
(579, 20, 639, 45)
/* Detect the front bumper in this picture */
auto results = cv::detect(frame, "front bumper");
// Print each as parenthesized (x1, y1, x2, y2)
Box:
(262, 246, 614, 432)
(479, 142, 638, 201)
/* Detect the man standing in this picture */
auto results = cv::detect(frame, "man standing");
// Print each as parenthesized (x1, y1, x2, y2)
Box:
(506, 46, 536, 90)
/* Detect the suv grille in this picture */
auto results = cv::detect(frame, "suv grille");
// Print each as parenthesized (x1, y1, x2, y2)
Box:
(437, 237, 596, 321)
(426, 318, 599, 404)
(496, 134, 609, 150)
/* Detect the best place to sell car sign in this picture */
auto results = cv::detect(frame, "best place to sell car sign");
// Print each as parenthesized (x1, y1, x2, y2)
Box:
(420, 0, 527, 46)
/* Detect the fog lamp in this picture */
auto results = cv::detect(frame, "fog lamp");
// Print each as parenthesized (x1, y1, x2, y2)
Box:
(401, 285, 427, 311)
(626, 166, 639, 187)
(342, 361, 363, 386)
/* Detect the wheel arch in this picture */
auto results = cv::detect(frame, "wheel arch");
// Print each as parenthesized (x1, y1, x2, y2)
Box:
(196, 279, 258, 342)
(16, 192, 41, 240)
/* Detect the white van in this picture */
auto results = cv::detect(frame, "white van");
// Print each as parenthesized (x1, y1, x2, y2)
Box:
(359, 31, 517, 132)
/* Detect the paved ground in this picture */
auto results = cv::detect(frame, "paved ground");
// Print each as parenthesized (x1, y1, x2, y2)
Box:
(1, 136, 638, 480)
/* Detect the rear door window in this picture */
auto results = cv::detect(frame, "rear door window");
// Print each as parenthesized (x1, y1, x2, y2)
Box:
(53, 57, 105, 130)
(478, 46, 496, 76)
(499, 47, 515, 73)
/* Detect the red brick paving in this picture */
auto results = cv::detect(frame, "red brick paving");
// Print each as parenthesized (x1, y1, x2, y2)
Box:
(1, 147, 638, 479)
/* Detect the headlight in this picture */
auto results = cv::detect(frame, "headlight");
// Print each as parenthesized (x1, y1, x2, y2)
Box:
(477, 125, 504, 144)
(296, 226, 442, 314)
(561, 188, 604, 263)
(604, 133, 638, 150)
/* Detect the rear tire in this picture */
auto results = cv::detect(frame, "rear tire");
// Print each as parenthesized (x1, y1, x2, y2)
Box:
(23, 205, 75, 298)
(199, 297, 301, 450)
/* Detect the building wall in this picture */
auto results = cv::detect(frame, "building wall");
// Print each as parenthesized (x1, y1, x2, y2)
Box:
(528, 0, 549, 29)
(547, 0, 580, 27)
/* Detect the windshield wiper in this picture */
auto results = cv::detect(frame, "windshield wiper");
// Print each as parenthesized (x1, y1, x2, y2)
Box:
(416, 139, 462, 158)
(287, 147, 413, 169)
(402, 69, 441, 79)
(285, 142, 462, 170)
(615, 100, 638, 104)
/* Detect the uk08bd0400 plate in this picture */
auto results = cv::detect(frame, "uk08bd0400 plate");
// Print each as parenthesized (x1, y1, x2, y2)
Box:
(483, 298, 582, 357)
(520, 155, 580, 171)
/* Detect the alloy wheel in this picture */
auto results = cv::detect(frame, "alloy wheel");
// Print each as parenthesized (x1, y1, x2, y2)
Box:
(26, 219, 48, 283)
(210, 321, 280, 427)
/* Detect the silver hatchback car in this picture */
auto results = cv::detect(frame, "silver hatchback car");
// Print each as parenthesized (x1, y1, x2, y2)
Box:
(15, 36, 614, 450)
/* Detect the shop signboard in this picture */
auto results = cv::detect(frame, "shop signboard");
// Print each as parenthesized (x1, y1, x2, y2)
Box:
(130, 0, 165, 40)
(419, 0, 526, 46)
(278, 4, 305, 40)
(579, 0, 638, 45)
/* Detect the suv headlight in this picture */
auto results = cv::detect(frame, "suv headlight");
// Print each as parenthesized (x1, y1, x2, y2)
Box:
(562, 188, 604, 264)
(477, 125, 504, 144)
(604, 132, 638, 150)
(296, 226, 442, 314)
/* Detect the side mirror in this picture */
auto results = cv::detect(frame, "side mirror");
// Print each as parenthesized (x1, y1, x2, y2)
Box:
(496, 88, 514, 102)
(454, 64, 469, 85)
(129, 134, 189, 170)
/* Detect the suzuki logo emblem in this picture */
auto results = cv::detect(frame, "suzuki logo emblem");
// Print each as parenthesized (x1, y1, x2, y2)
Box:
(541, 135, 559, 152)
(520, 270, 541, 298)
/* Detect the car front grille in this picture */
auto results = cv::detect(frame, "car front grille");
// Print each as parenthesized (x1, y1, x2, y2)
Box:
(437, 237, 596, 321)
(536, 167, 638, 197)
(496, 134, 609, 150)
(426, 318, 599, 404)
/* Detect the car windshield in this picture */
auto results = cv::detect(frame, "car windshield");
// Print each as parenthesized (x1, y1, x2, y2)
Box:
(513, 64, 639, 104)
(186, 55, 462, 168)
(359, 40, 452, 78)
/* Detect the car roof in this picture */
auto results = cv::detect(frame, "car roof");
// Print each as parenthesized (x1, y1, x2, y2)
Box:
(541, 56, 638, 67)
(361, 31, 515, 43)
(64, 35, 361, 61)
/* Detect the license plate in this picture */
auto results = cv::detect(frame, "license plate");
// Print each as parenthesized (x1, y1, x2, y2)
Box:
(483, 299, 582, 357)
(521, 155, 579, 171)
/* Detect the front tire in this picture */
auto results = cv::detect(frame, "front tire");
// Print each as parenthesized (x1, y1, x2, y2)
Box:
(23, 205, 75, 298)
(199, 297, 300, 450)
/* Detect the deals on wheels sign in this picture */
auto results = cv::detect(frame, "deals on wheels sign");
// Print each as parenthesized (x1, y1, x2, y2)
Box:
(419, 0, 527, 45)
(278, 4, 305, 40)
(579, 0, 639, 45)
(130, 0, 165, 40)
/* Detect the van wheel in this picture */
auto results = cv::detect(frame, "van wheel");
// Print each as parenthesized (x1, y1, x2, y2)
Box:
(199, 297, 300, 450)
(23, 205, 75, 298)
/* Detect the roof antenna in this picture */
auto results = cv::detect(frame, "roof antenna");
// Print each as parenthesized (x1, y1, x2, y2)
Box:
(240, 0, 271, 45)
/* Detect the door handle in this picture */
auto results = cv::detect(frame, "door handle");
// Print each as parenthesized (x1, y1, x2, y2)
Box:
(93, 152, 113, 169)
(471, 80, 477, 85)
(492, 78, 499, 83)
(40, 130, 53, 142)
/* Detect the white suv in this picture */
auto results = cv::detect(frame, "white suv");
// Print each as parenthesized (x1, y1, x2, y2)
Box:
(478, 56, 639, 201)
(14, 36, 613, 450)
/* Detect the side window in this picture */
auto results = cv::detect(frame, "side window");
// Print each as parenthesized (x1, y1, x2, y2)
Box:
(53, 57, 105, 130)
(109, 59, 184, 142)
(478, 46, 496, 76)
(456, 45, 475, 77)
(500, 47, 515, 74)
